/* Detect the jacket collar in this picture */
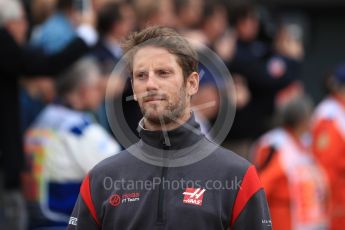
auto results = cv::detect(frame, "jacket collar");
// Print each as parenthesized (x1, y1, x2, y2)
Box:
(138, 113, 204, 150)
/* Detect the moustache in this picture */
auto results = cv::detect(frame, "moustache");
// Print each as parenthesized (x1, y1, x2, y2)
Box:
(142, 93, 168, 102)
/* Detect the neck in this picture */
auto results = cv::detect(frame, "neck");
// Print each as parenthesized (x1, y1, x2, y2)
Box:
(285, 125, 305, 141)
(64, 93, 84, 111)
(285, 126, 308, 151)
(334, 92, 345, 105)
(138, 112, 203, 151)
(143, 111, 191, 131)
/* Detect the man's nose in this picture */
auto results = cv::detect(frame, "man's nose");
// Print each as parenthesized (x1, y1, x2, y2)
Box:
(146, 72, 159, 90)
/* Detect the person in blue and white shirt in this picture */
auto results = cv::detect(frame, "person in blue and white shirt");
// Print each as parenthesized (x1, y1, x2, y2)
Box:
(24, 57, 121, 229)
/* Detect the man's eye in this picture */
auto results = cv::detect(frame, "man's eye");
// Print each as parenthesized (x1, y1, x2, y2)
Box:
(135, 73, 146, 79)
(159, 70, 170, 76)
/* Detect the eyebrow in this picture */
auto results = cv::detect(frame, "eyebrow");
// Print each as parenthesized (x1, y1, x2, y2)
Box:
(134, 65, 175, 73)
(155, 66, 174, 71)
(133, 70, 148, 76)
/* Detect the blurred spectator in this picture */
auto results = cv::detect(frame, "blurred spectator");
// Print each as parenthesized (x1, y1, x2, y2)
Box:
(0, 0, 97, 228)
(271, 23, 304, 108)
(133, 0, 176, 29)
(92, 0, 115, 12)
(231, 2, 268, 62)
(225, 3, 270, 157)
(25, 0, 97, 142)
(190, 1, 236, 126)
(19, 78, 56, 133)
(312, 62, 345, 230)
(252, 96, 329, 230)
(30, 0, 56, 25)
(30, 0, 79, 54)
(174, 0, 203, 30)
(200, 1, 228, 52)
(226, 3, 304, 158)
(23, 57, 121, 229)
(92, 0, 136, 136)
(25, 0, 74, 134)
(190, 1, 228, 126)
(94, 1, 135, 75)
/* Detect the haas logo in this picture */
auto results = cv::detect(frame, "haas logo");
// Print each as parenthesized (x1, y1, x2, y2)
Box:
(109, 192, 140, 207)
(183, 188, 206, 206)
(109, 194, 121, 207)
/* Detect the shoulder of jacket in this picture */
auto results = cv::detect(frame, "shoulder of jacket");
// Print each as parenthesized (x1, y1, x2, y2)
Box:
(211, 145, 252, 172)
(88, 149, 136, 178)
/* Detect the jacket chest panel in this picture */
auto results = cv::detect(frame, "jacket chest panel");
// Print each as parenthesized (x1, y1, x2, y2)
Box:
(101, 184, 227, 229)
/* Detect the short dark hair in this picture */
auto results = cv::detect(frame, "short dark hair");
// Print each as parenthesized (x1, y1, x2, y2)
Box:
(173, 0, 189, 15)
(122, 26, 198, 79)
(230, 2, 258, 26)
(97, 2, 126, 36)
(56, 0, 73, 11)
(279, 95, 313, 129)
(201, 0, 227, 26)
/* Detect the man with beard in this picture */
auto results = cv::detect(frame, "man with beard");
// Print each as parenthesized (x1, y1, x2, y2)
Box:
(68, 26, 272, 230)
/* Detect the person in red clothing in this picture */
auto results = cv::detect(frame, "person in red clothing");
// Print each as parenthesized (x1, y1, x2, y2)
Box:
(252, 96, 329, 230)
(312, 63, 345, 230)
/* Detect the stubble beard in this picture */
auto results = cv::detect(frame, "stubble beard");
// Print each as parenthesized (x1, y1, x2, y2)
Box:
(141, 86, 187, 126)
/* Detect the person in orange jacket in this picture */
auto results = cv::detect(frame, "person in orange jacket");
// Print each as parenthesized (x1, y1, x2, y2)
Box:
(252, 96, 330, 230)
(312, 63, 345, 230)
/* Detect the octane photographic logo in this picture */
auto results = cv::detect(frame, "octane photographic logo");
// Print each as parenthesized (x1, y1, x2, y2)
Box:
(105, 35, 237, 167)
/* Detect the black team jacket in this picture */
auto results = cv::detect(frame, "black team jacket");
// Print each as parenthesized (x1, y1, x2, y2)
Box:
(68, 115, 272, 229)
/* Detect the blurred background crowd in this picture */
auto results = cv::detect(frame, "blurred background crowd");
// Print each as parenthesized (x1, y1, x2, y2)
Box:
(0, 0, 345, 229)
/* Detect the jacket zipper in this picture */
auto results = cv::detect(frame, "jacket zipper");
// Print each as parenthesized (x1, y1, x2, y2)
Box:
(157, 142, 169, 224)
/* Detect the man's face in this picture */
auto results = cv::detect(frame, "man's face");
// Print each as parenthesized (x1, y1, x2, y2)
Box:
(132, 46, 196, 125)
(116, 4, 136, 38)
(80, 73, 104, 111)
(236, 15, 259, 42)
(5, 7, 28, 45)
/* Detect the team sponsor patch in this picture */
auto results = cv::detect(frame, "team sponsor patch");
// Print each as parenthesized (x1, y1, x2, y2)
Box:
(183, 188, 206, 206)
(109, 192, 141, 207)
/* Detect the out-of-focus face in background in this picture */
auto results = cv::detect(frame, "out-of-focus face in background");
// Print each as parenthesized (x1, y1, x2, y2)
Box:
(274, 24, 304, 61)
(1, 1, 28, 45)
(20, 77, 56, 104)
(133, 0, 176, 29)
(55, 58, 105, 111)
(175, 0, 203, 29)
(236, 12, 259, 42)
(155, 0, 176, 28)
(30, 0, 56, 25)
(208, 7, 228, 40)
(92, 0, 112, 12)
(202, 4, 228, 44)
(115, 3, 136, 39)
(79, 71, 104, 111)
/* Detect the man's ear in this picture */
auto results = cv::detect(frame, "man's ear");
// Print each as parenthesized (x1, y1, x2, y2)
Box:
(186, 72, 199, 96)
